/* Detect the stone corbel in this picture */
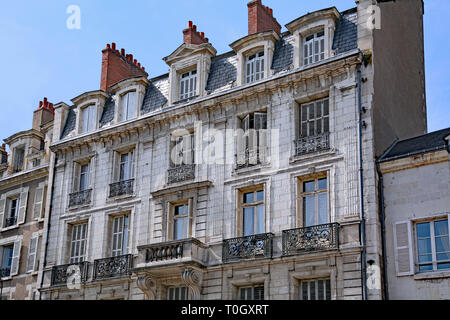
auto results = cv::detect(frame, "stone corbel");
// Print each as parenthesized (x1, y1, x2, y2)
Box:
(137, 275, 157, 300)
(181, 268, 203, 300)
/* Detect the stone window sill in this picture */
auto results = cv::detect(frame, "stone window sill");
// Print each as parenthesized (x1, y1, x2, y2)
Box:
(414, 270, 450, 280)
(233, 162, 271, 175)
(1, 225, 20, 233)
(289, 148, 336, 164)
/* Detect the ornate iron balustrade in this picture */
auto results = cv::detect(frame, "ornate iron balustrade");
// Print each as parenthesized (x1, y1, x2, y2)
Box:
(282, 223, 339, 256)
(93, 254, 133, 280)
(1, 267, 11, 278)
(222, 233, 274, 263)
(236, 148, 265, 169)
(167, 164, 195, 184)
(69, 189, 92, 207)
(145, 242, 184, 263)
(5, 216, 17, 228)
(295, 133, 330, 156)
(51, 262, 89, 286)
(109, 179, 134, 198)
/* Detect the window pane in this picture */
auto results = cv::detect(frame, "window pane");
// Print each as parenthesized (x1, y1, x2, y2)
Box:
(257, 205, 264, 234)
(418, 239, 432, 255)
(419, 265, 433, 272)
(435, 237, 450, 254)
(303, 181, 315, 193)
(318, 280, 324, 300)
(174, 205, 184, 216)
(174, 217, 187, 240)
(436, 253, 450, 261)
(417, 223, 431, 238)
(323, 99, 329, 116)
(257, 190, 264, 202)
(303, 196, 315, 227)
(325, 280, 331, 300)
(302, 282, 308, 300)
(127, 92, 137, 120)
(318, 178, 327, 190)
(437, 263, 450, 270)
(244, 192, 254, 204)
(310, 281, 316, 300)
(435, 220, 449, 236)
(243, 207, 255, 236)
(418, 254, 432, 263)
(318, 193, 328, 225)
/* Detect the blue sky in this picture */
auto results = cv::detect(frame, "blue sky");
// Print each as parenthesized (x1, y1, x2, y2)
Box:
(0, 0, 448, 144)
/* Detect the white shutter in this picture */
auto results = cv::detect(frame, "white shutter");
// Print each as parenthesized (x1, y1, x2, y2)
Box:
(73, 163, 80, 192)
(184, 134, 194, 165)
(255, 113, 267, 164)
(0, 194, 6, 229)
(394, 221, 414, 276)
(237, 116, 250, 165)
(26, 236, 39, 273)
(10, 238, 22, 276)
(188, 198, 194, 238)
(17, 187, 29, 225)
(33, 186, 44, 220)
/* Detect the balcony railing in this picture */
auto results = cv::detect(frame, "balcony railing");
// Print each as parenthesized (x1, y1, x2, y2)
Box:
(295, 133, 330, 156)
(109, 179, 134, 198)
(93, 254, 133, 280)
(282, 223, 339, 256)
(69, 189, 92, 207)
(51, 262, 89, 286)
(5, 216, 17, 228)
(1, 267, 11, 278)
(236, 148, 265, 169)
(222, 233, 274, 263)
(167, 164, 195, 184)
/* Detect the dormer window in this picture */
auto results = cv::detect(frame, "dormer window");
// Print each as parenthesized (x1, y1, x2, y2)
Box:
(179, 70, 197, 101)
(245, 51, 265, 84)
(81, 104, 96, 133)
(13, 147, 25, 173)
(120, 91, 137, 122)
(303, 31, 325, 66)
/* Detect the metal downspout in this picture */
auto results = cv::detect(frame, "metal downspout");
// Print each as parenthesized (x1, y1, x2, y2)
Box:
(376, 163, 389, 300)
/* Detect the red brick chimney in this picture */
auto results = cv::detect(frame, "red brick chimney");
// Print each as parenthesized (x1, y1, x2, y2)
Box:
(247, 0, 281, 35)
(100, 43, 148, 92)
(33, 97, 55, 130)
(183, 21, 209, 45)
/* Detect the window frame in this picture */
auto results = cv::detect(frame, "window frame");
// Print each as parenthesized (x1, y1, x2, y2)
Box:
(110, 215, 130, 257)
(414, 218, 450, 273)
(171, 132, 195, 168)
(238, 186, 265, 237)
(300, 278, 331, 300)
(167, 286, 189, 300)
(12, 146, 25, 173)
(238, 285, 264, 301)
(80, 104, 96, 134)
(298, 172, 329, 228)
(245, 51, 265, 84)
(120, 91, 137, 122)
(118, 150, 135, 182)
(303, 30, 325, 66)
(171, 202, 191, 241)
(179, 70, 197, 101)
(299, 98, 330, 138)
(69, 223, 88, 264)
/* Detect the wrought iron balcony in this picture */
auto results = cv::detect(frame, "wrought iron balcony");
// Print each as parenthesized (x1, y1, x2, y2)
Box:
(51, 262, 89, 286)
(167, 164, 195, 184)
(5, 216, 17, 228)
(93, 254, 133, 280)
(109, 179, 134, 198)
(222, 233, 274, 263)
(282, 223, 339, 256)
(236, 148, 264, 169)
(137, 238, 208, 269)
(69, 189, 92, 207)
(1, 267, 11, 278)
(295, 133, 330, 156)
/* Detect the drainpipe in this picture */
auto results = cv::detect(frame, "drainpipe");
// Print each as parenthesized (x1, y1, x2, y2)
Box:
(357, 62, 368, 300)
(376, 162, 389, 300)
(39, 153, 58, 300)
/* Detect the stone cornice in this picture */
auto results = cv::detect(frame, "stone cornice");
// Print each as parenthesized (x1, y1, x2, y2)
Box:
(4, 128, 44, 145)
(379, 149, 448, 174)
(50, 50, 361, 152)
(285, 7, 341, 34)
(163, 43, 217, 66)
(0, 164, 49, 189)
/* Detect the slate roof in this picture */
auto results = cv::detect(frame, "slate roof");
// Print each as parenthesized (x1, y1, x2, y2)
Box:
(61, 8, 359, 140)
(378, 127, 450, 162)
(61, 107, 76, 140)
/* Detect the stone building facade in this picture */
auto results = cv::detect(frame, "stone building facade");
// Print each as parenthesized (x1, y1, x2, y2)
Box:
(33, 0, 428, 300)
(378, 128, 450, 300)
(0, 99, 54, 300)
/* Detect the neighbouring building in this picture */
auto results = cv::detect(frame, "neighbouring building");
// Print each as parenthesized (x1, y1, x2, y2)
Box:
(0, 98, 54, 300)
(378, 128, 450, 300)
(34, 0, 428, 300)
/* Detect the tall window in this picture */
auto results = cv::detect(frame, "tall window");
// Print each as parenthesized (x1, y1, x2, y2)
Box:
(119, 151, 134, 181)
(300, 98, 329, 138)
(242, 189, 265, 237)
(300, 279, 331, 300)
(179, 70, 197, 100)
(120, 91, 137, 121)
(239, 285, 264, 300)
(81, 105, 96, 133)
(13, 147, 25, 172)
(111, 215, 129, 257)
(6, 198, 19, 227)
(171, 133, 195, 167)
(69, 223, 88, 264)
(1, 245, 13, 275)
(245, 51, 265, 84)
(303, 31, 325, 66)
(238, 112, 267, 167)
(416, 219, 450, 272)
(300, 176, 328, 227)
(173, 203, 189, 240)
(79, 164, 89, 192)
(167, 287, 189, 300)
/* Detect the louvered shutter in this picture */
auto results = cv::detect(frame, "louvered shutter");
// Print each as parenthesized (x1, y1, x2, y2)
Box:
(237, 115, 250, 165)
(10, 238, 22, 276)
(188, 198, 194, 238)
(255, 113, 267, 164)
(394, 221, 414, 276)
(73, 163, 80, 192)
(0, 194, 6, 229)
(26, 236, 39, 273)
(17, 187, 29, 225)
(184, 134, 194, 165)
(167, 203, 174, 240)
(33, 185, 44, 219)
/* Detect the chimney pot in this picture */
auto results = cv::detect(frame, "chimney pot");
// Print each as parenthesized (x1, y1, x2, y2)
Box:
(193, 25, 197, 32)
(107, 43, 111, 49)
(142, 67, 145, 71)
(121, 48, 125, 56)
(130, 54, 133, 61)
(134, 59, 137, 65)
(188, 21, 193, 28)
(112, 43, 116, 50)
(200, 32, 205, 38)
(39, 101, 43, 108)
(137, 63, 141, 67)
(205, 38, 209, 43)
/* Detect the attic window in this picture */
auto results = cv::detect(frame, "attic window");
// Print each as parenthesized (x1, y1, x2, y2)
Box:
(81, 104, 96, 133)
(179, 70, 197, 101)
(303, 31, 325, 66)
(120, 91, 137, 122)
(245, 51, 265, 84)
